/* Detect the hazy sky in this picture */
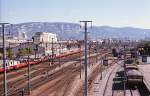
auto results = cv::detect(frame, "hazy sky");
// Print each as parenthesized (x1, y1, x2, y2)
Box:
(1, 0, 150, 28)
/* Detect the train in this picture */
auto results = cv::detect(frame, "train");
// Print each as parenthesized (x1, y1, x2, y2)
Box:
(125, 64, 143, 85)
(0, 49, 81, 73)
(126, 65, 138, 70)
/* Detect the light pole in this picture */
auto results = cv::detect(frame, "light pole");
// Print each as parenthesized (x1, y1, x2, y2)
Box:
(88, 43, 91, 66)
(96, 41, 98, 63)
(27, 55, 30, 95)
(0, 23, 10, 96)
(123, 45, 126, 96)
(59, 42, 61, 67)
(78, 42, 82, 79)
(51, 38, 54, 65)
(80, 21, 92, 96)
(100, 57, 103, 80)
(27, 40, 31, 95)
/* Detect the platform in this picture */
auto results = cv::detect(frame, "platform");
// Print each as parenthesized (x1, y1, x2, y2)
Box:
(138, 64, 150, 91)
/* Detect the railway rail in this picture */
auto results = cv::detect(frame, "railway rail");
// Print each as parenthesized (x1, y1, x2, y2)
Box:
(8, 62, 81, 96)
(0, 51, 83, 95)
(112, 64, 150, 96)
(0, 49, 110, 96)
(8, 52, 107, 96)
(76, 58, 117, 96)
(137, 83, 150, 96)
(125, 83, 150, 96)
(126, 86, 140, 96)
(103, 62, 121, 96)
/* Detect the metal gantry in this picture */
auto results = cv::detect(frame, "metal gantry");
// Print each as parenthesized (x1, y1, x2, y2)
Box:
(0, 23, 10, 96)
(80, 21, 92, 96)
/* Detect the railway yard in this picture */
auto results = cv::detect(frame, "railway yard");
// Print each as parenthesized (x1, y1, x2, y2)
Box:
(1, 42, 150, 96)
(1, 1, 150, 95)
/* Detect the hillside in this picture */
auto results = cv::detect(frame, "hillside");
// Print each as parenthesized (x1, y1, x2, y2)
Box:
(1, 22, 150, 40)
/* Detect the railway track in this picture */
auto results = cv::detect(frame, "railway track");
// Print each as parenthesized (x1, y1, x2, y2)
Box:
(0, 49, 110, 96)
(126, 83, 150, 96)
(75, 56, 117, 96)
(0, 52, 83, 95)
(125, 86, 140, 96)
(29, 53, 106, 96)
(0, 50, 82, 78)
(112, 81, 150, 96)
(112, 66, 150, 96)
(8, 62, 81, 96)
(0, 49, 97, 81)
(29, 62, 81, 96)
(76, 64, 101, 96)
(9, 52, 104, 96)
(4, 63, 78, 95)
(0, 64, 49, 94)
(0, 50, 108, 96)
(137, 83, 150, 96)
(103, 62, 121, 96)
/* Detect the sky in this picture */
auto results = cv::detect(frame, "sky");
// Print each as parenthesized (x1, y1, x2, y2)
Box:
(1, 0, 150, 28)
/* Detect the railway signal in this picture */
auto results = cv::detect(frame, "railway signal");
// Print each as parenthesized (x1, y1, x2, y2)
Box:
(103, 59, 108, 66)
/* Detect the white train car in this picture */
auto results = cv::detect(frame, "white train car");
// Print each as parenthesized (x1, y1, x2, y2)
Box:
(0, 60, 20, 69)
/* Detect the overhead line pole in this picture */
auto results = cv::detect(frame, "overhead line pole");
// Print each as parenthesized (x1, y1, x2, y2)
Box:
(0, 23, 10, 96)
(27, 41, 31, 95)
(79, 42, 82, 79)
(80, 21, 92, 96)
(96, 40, 98, 63)
(52, 38, 54, 65)
(59, 41, 61, 67)
(123, 45, 126, 96)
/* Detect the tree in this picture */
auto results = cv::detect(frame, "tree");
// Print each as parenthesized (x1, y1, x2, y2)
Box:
(138, 41, 150, 56)
(25, 47, 33, 55)
(7, 48, 14, 59)
(112, 48, 118, 57)
(19, 47, 33, 56)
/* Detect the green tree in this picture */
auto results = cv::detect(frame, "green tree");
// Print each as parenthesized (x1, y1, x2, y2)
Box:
(25, 47, 33, 55)
(138, 41, 150, 56)
(7, 48, 14, 59)
(19, 47, 33, 56)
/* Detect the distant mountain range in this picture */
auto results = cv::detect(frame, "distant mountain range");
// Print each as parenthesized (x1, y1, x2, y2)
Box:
(89, 26, 150, 40)
(1, 22, 150, 40)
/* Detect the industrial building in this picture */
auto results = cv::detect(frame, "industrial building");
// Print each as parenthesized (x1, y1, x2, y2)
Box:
(33, 32, 57, 44)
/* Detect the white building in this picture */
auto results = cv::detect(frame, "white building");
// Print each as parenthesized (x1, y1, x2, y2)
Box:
(33, 32, 57, 43)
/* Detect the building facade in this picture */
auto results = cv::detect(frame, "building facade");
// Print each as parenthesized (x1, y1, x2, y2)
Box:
(33, 32, 57, 43)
